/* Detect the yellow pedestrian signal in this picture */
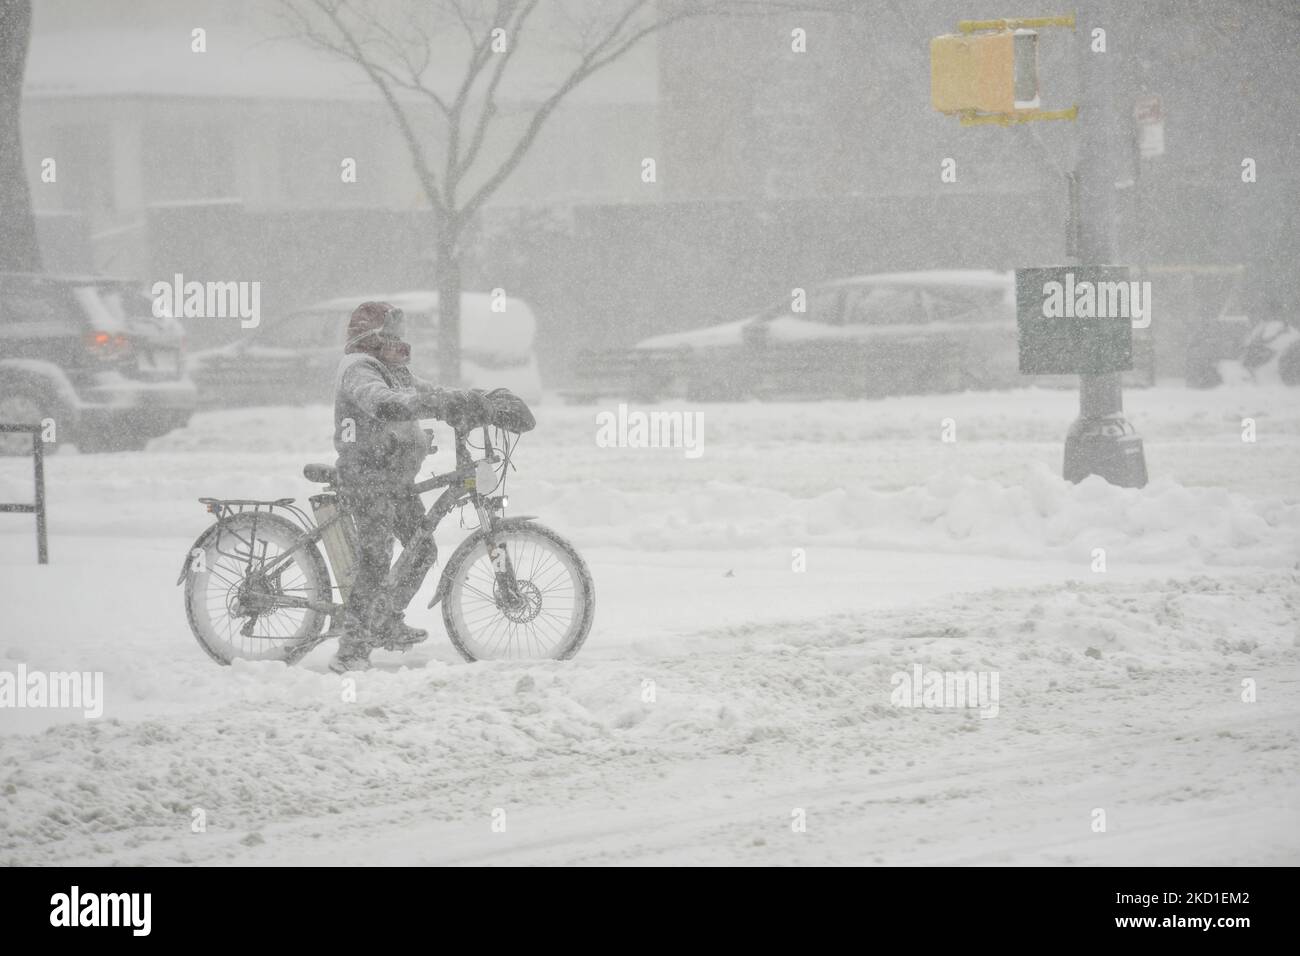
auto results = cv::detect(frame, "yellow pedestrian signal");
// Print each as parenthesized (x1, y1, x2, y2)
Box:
(931, 30, 1039, 114)
(931, 14, 1076, 125)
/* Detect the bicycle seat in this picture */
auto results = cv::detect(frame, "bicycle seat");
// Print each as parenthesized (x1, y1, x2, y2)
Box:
(303, 463, 338, 484)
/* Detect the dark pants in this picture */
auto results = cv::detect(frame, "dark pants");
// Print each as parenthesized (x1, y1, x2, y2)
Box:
(338, 482, 435, 643)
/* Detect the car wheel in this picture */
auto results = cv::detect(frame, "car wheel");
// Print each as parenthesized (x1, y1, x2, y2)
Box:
(148, 412, 192, 439)
(0, 389, 59, 457)
(684, 360, 749, 402)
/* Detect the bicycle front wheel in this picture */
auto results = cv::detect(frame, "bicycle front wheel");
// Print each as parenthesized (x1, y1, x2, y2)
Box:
(441, 522, 594, 662)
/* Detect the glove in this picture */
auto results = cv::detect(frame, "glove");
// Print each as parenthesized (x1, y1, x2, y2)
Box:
(483, 388, 536, 433)
(464, 389, 492, 425)
(446, 389, 491, 430)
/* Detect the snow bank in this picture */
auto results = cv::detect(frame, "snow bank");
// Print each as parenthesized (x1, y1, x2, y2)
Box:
(529, 463, 1300, 566)
(4, 453, 1294, 567)
(2, 385, 1296, 569)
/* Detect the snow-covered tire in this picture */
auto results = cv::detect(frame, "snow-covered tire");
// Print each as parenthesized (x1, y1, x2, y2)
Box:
(441, 522, 594, 662)
(184, 512, 331, 665)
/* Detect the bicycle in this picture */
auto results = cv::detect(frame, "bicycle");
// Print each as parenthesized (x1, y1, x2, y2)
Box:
(176, 395, 594, 665)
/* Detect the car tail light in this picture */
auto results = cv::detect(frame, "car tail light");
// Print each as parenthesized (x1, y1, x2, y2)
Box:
(84, 330, 133, 361)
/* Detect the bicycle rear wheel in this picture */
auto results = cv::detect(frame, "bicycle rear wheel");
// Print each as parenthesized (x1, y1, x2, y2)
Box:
(184, 512, 331, 665)
(441, 522, 594, 662)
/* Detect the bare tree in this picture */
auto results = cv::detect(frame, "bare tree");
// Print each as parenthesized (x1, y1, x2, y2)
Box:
(0, 0, 40, 273)
(278, 0, 808, 384)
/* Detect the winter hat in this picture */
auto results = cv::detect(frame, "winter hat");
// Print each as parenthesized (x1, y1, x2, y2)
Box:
(345, 301, 410, 366)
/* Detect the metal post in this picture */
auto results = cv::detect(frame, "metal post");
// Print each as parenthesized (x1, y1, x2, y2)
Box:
(33, 429, 47, 564)
(1065, 0, 1148, 487)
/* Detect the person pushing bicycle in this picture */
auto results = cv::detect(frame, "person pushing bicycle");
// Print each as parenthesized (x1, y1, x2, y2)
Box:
(329, 300, 489, 673)
(180, 306, 591, 669)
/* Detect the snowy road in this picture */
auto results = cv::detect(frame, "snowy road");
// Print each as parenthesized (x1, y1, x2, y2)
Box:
(1, 386, 1297, 865)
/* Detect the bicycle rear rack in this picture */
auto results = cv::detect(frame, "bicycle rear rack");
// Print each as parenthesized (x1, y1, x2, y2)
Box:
(196, 497, 321, 574)
(192, 496, 337, 639)
(197, 496, 316, 534)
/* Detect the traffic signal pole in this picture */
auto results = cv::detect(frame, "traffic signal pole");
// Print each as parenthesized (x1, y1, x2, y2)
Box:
(1065, 0, 1148, 486)
(931, 5, 1149, 486)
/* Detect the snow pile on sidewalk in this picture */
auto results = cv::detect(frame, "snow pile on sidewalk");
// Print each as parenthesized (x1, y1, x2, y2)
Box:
(534, 463, 1300, 567)
(3, 451, 1295, 568)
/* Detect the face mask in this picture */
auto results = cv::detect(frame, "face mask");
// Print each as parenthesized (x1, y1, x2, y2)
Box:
(378, 338, 411, 367)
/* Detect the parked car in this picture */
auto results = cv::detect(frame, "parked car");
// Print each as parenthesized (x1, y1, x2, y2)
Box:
(595, 271, 1024, 401)
(189, 290, 543, 407)
(0, 273, 196, 454)
(568, 270, 1153, 402)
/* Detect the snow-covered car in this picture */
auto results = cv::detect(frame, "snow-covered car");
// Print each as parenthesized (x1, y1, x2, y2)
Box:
(189, 290, 543, 407)
(0, 274, 196, 454)
(621, 270, 1153, 401)
(625, 271, 1017, 401)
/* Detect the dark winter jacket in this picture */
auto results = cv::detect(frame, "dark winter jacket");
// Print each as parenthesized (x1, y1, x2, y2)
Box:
(332, 353, 462, 488)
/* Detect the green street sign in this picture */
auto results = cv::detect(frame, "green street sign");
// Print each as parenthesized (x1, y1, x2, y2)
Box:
(1017, 266, 1140, 375)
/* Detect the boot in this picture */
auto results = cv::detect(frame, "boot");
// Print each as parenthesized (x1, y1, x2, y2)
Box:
(375, 616, 429, 650)
(328, 610, 374, 673)
(328, 640, 373, 673)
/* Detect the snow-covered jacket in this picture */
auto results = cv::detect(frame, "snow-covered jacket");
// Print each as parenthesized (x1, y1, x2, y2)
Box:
(332, 353, 462, 487)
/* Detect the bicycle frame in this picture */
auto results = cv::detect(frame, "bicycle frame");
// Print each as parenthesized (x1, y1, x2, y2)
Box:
(187, 425, 524, 632)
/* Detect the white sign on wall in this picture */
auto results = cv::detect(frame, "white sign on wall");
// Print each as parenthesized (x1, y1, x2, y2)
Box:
(1134, 94, 1165, 159)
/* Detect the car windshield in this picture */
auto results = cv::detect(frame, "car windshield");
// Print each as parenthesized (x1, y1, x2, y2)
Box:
(97, 286, 159, 327)
(843, 286, 926, 325)
(247, 306, 441, 351)
(921, 286, 1009, 323)
(763, 289, 841, 324)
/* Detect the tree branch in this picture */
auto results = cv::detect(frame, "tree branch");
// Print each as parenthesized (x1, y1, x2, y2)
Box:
(460, 0, 684, 221)
(285, 0, 447, 214)
(456, 0, 541, 181)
